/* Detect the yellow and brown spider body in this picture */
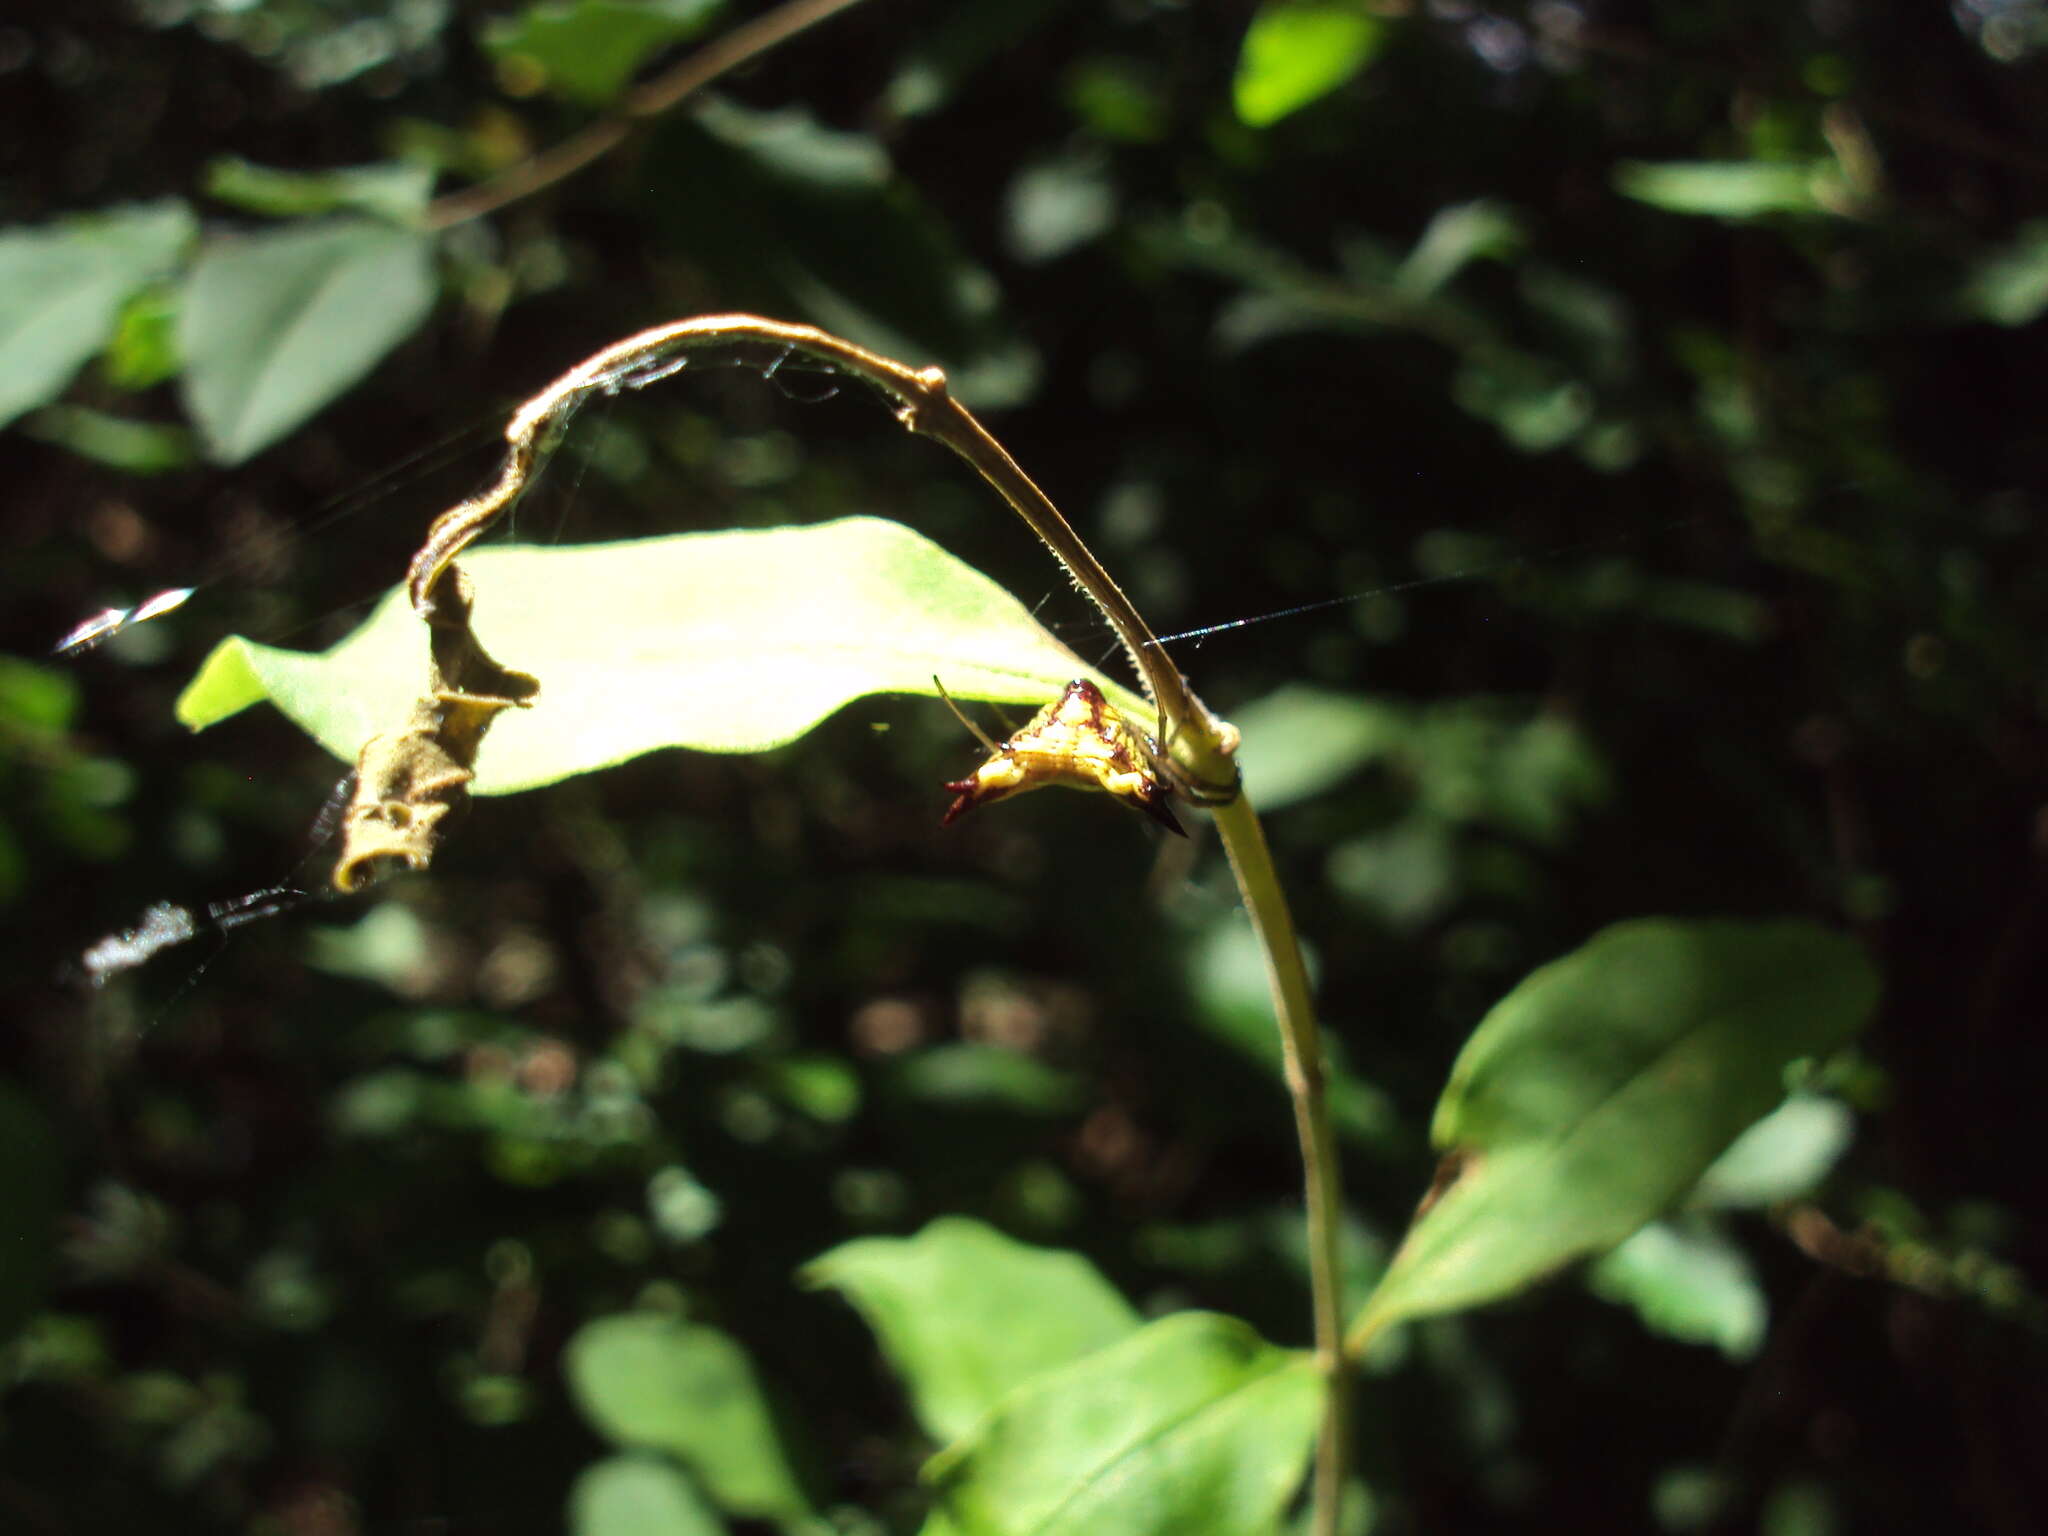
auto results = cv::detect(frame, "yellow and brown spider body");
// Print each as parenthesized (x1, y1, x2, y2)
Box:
(940, 677, 1185, 836)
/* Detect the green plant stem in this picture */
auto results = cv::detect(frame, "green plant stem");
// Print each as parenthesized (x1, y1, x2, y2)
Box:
(1212, 791, 1348, 1536)
(397, 313, 1347, 1529)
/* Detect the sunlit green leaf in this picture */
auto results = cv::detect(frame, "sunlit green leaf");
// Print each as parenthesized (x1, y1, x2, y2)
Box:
(570, 1454, 727, 1536)
(1354, 919, 1878, 1340)
(1587, 1217, 1768, 1359)
(1233, 2, 1387, 128)
(203, 158, 435, 224)
(805, 1216, 1140, 1444)
(0, 201, 194, 430)
(174, 517, 1154, 795)
(485, 0, 722, 107)
(178, 218, 436, 462)
(921, 1312, 1320, 1536)
(563, 1315, 809, 1519)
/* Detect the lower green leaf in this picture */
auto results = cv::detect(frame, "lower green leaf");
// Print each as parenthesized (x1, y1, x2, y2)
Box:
(1353, 919, 1877, 1342)
(922, 1311, 1321, 1536)
(563, 1315, 809, 1520)
(804, 1216, 1141, 1445)
(569, 1454, 728, 1536)
(1586, 1218, 1768, 1360)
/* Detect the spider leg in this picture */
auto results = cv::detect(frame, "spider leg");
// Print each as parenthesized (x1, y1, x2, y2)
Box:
(931, 674, 1007, 756)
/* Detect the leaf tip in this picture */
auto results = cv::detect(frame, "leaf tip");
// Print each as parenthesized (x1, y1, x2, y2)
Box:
(174, 636, 267, 731)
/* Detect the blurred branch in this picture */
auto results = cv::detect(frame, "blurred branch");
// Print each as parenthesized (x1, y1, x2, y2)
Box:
(1570, 17, 2048, 183)
(425, 0, 876, 230)
(1779, 1203, 2048, 1332)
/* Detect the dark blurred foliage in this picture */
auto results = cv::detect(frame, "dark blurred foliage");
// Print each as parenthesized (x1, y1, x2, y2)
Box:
(3, 0, 2048, 1532)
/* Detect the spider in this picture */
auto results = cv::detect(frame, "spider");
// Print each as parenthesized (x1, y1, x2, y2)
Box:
(935, 675, 1185, 836)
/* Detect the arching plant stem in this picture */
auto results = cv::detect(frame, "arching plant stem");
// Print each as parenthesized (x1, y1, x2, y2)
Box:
(395, 313, 1347, 1532)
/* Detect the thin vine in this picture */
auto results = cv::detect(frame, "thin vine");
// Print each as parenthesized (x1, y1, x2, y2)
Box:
(425, 0, 876, 231)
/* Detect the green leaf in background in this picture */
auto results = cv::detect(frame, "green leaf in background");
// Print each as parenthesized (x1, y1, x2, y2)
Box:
(1005, 154, 1117, 264)
(1230, 685, 1409, 811)
(569, 1454, 728, 1536)
(203, 158, 435, 225)
(1233, 2, 1388, 128)
(1065, 57, 1169, 144)
(883, 1044, 1086, 1118)
(883, 0, 1075, 121)
(177, 217, 436, 463)
(174, 517, 1155, 795)
(18, 406, 197, 475)
(1614, 161, 1837, 220)
(1452, 349, 1591, 453)
(1689, 1094, 1855, 1209)
(1352, 919, 1878, 1341)
(1231, 684, 1609, 836)
(804, 1216, 1140, 1444)
(563, 1315, 809, 1519)
(644, 98, 1035, 405)
(1394, 200, 1523, 300)
(485, 0, 723, 107)
(1962, 220, 2048, 325)
(1189, 918, 1399, 1147)
(0, 1081, 62, 1343)
(1586, 1217, 1768, 1360)
(921, 1312, 1320, 1536)
(0, 658, 79, 738)
(0, 200, 194, 429)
